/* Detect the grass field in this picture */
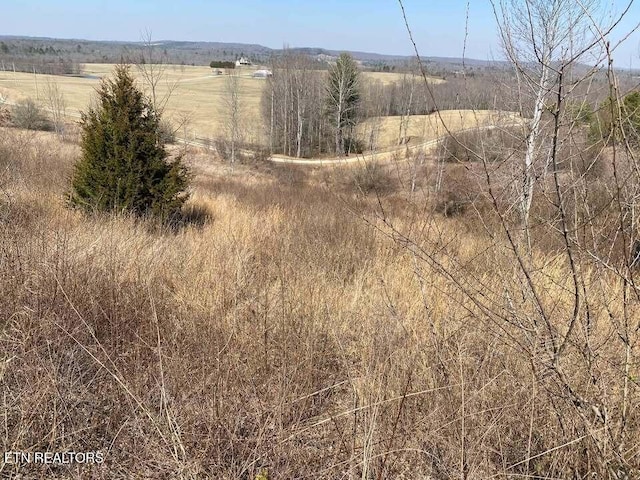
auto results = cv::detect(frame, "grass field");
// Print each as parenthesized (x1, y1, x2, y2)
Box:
(361, 71, 445, 85)
(0, 64, 266, 143)
(357, 109, 524, 150)
(0, 64, 447, 146)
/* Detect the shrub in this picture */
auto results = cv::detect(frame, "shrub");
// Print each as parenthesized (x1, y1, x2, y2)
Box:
(439, 130, 483, 163)
(11, 98, 52, 131)
(561, 139, 607, 180)
(0, 103, 11, 127)
(157, 119, 177, 144)
(434, 164, 481, 217)
(566, 101, 594, 125)
(344, 137, 365, 155)
(438, 127, 523, 164)
(214, 137, 251, 163)
(590, 92, 640, 145)
(214, 137, 232, 162)
(68, 65, 190, 220)
(435, 195, 467, 217)
(350, 161, 393, 194)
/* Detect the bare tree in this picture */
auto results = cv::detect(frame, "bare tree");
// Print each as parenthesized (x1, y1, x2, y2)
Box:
(292, 57, 310, 159)
(224, 70, 243, 164)
(135, 30, 179, 117)
(491, 0, 605, 250)
(133, 30, 187, 143)
(262, 50, 329, 158)
(43, 78, 66, 139)
(386, 0, 640, 476)
(397, 69, 417, 146)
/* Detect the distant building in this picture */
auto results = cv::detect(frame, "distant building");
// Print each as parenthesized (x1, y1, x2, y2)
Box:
(252, 69, 273, 78)
(235, 57, 252, 67)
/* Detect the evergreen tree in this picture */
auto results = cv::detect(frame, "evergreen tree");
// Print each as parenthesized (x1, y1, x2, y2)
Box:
(326, 53, 360, 156)
(589, 92, 640, 146)
(623, 91, 640, 138)
(69, 65, 189, 219)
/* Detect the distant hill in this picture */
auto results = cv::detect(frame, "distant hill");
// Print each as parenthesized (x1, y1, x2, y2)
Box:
(0, 35, 504, 73)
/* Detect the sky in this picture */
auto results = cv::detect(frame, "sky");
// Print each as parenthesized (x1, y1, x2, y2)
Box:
(3, 0, 640, 65)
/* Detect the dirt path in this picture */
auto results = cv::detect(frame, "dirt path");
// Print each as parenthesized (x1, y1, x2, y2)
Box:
(266, 122, 526, 166)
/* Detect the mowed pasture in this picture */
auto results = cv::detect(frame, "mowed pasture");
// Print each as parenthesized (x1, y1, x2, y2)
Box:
(0, 63, 266, 143)
(0, 64, 449, 148)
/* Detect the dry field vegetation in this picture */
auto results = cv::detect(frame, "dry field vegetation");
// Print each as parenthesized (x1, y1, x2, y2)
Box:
(0, 64, 445, 147)
(357, 110, 524, 150)
(0, 64, 265, 143)
(359, 71, 445, 86)
(1, 104, 640, 479)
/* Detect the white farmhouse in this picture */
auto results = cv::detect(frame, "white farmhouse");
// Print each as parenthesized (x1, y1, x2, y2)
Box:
(235, 57, 252, 67)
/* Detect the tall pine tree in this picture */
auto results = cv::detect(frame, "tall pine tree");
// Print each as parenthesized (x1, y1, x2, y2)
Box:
(69, 64, 189, 219)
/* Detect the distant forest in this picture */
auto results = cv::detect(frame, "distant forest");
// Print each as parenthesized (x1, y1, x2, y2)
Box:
(0, 36, 510, 76)
(0, 36, 278, 75)
(0, 39, 83, 75)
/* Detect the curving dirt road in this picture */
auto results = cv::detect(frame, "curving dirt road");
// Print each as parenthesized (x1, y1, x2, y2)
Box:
(264, 122, 526, 166)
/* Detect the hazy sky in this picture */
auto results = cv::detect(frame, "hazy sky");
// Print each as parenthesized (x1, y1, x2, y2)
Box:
(4, 0, 640, 64)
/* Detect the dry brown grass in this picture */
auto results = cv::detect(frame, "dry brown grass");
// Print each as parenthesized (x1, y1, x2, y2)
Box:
(361, 71, 445, 86)
(357, 110, 524, 150)
(1, 127, 639, 479)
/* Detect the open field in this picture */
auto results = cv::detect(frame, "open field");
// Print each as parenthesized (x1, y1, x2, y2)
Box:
(361, 71, 445, 85)
(0, 64, 448, 147)
(0, 64, 266, 143)
(0, 61, 525, 164)
(357, 109, 524, 150)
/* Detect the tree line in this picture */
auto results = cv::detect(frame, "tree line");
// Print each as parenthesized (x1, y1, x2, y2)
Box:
(261, 51, 361, 158)
(0, 55, 81, 75)
(259, 53, 546, 158)
(259, 50, 632, 159)
(210, 61, 236, 69)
